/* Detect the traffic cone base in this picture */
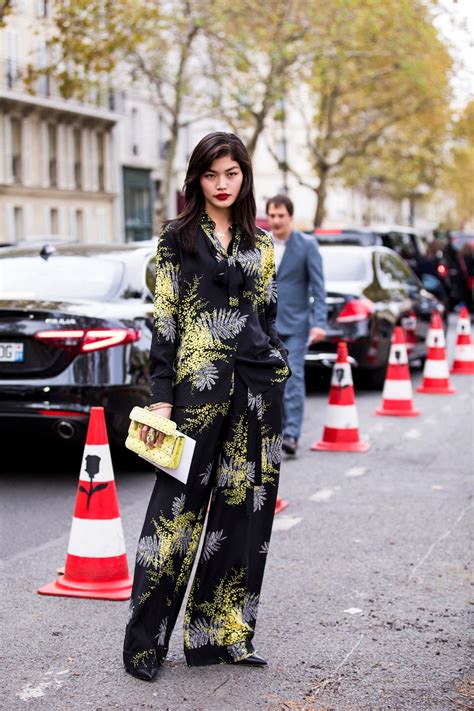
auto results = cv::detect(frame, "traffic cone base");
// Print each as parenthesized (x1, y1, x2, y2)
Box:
(451, 360, 474, 375)
(275, 495, 289, 514)
(312, 438, 369, 452)
(416, 383, 456, 394)
(37, 407, 132, 601)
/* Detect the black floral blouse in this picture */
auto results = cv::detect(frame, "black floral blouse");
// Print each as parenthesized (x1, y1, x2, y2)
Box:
(149, 212, 290, 406)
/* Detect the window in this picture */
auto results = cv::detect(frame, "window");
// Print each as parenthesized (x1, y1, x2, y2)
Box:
(37, 0, 50, 17)
(48, 124, 57, 187)
(75, 209, 83, 241)
(11, 118, 22, 183)
(131, 108, 139, 156)
(73, 128, 82, 188)
(97, 133, 105, 190)
(13, 207, 24, 241)
(50, 208, 59, 234)
(377, 252, 414, 287)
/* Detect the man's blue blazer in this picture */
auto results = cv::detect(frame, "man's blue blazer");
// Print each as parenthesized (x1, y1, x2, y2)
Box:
(275, 230, 327, 336)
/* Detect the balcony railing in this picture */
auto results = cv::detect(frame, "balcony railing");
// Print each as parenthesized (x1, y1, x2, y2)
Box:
(0, 59, 123, 113)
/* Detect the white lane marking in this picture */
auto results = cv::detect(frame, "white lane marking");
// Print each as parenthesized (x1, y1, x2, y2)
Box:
(344, 607, 363, 615)
(345, 467, 368, 479)
(273, 515, 303, 532)
(403, 428, 422, 440)
(310, 487, 338, 502)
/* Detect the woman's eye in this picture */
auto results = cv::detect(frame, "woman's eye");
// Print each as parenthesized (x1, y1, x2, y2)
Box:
(204, 173, 215, 179)
(227, 172, 237, 177)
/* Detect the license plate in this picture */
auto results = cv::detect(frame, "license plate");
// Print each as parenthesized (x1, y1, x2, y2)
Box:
(0, 342, 24, 362)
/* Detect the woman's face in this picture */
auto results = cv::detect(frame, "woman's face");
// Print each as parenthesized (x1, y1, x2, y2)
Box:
(199, 155, 243, 212)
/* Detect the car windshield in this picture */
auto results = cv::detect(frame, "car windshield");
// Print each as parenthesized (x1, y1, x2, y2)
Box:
(321, 249, 369, 281)
(0, 256, 124, 300)
(317, 231, 377, 246)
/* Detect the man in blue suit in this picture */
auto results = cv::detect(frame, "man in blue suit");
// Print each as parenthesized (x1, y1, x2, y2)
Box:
(266, 195, 327, 455)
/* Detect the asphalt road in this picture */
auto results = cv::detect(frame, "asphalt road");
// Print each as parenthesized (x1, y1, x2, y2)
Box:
(1, 317, 473, 711)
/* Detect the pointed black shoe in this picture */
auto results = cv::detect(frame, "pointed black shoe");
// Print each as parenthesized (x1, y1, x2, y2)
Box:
(124, 664, 159, 682)
(236, 653, 267, 667)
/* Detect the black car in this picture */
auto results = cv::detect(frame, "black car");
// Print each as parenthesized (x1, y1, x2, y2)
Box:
(0, 242, 158, 446)
(443, 231, 474, 313)
(312, 226, 451, 311)
(305, 245, 444, 386)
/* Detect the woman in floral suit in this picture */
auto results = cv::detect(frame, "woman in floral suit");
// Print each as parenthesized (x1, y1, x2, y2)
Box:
(123, 132, 290, 681)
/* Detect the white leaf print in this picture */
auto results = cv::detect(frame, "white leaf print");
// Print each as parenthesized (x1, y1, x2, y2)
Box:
(242, 593, 260, 623)
(155, 314, 176, 341)
(238, 249, 261, 276)
(172, 526, 193, 556)
(199, 461, 213, 486)
(172, 494, 186, 518)
(186, 618, 210, 648)
(266, 278, 278, 303)
(136, 534, 160, 568)
(198, 308, 248, 342)
(264, 435, 282, 466)
(248, 392, 263, 419)
(202, 530, 227, 561)
(253, 486, 267, 512)
(259, 541, 270, 555)
(193, 363, 219, 391)
(155, 617, 168, 646)
(185, 618, 224, 649)
(246, 461, 256, 484)
(217, 457, 241, 487)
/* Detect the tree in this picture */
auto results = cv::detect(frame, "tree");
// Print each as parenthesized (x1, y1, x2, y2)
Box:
(24, 0, 212, 224)
(271, 0, 452, 226)
(0, 1, 12, 28)
(442, 101, 474, 228)
(206, 0, 316, 157)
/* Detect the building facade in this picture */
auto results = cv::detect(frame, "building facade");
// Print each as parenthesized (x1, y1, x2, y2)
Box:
(0, 0, 120, 244)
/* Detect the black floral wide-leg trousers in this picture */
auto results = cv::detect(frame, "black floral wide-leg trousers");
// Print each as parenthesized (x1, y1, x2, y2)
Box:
(123, 374, 283, 672)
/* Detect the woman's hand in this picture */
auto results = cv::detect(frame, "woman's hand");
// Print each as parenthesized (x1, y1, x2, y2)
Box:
(140, 403, 173, 449)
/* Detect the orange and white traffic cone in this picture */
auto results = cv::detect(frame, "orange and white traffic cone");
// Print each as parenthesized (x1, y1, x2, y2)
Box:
(38, 407, 132, 600)
(451, 306, 474, 375)
(416, 311, 456, 394)
(375, 326, 421, 417)
(311, 342, 370, 452)
(275, 495, 289, 514)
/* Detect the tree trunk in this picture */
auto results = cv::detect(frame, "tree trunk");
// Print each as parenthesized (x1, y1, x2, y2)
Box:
(154, 121, 179, 230)
(314, 166, 329, 227)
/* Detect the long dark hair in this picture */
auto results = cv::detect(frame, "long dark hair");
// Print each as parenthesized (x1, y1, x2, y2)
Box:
(173, 132, 257, 252)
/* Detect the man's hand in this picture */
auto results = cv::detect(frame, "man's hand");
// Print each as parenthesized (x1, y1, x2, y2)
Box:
(309, 327, 326, 345)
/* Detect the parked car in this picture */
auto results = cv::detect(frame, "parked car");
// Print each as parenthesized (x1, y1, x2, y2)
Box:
(443, 231, 474, 313)
(305, 245, 444, 386)
(0, 242, 157, 446)
(312, 225, 451, 311)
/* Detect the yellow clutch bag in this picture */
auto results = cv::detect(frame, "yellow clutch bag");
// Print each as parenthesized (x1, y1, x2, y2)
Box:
(125, 406, 185, 469)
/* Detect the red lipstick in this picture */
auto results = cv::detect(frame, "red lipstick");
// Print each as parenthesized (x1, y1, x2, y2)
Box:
(215, 194, 230, 201)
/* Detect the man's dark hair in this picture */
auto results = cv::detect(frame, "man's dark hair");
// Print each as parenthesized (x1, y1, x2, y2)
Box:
(266, 194, 294, 217)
